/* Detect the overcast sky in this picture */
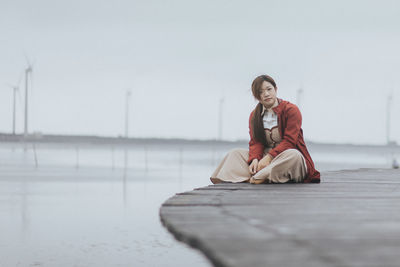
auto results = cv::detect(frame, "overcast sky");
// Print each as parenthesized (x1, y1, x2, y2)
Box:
(0, 0, 399, 145)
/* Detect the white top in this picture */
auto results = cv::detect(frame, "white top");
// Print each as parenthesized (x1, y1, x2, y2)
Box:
(261, 105, 278, 130)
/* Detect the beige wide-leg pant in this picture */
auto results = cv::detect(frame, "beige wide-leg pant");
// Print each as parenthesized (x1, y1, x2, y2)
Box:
(210, 148, 307, 184)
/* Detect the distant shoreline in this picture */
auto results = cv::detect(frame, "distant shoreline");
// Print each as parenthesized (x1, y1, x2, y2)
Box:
(0, 132, 398, 149)
(0, 132, 247, 147)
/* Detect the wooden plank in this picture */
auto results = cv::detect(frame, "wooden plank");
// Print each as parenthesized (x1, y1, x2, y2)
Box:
(160, 168, 400, 267)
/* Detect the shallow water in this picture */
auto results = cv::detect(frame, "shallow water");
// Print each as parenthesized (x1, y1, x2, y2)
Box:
(0, 143, 214, 267)
(0, 142, 397, 267)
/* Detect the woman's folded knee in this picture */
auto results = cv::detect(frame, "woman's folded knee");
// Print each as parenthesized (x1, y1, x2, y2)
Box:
(281, 149, 303, 160)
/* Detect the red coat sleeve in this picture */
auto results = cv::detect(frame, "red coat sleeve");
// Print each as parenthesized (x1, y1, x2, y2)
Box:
(268, 105, 301, 158)
(248, 111, 264, 164)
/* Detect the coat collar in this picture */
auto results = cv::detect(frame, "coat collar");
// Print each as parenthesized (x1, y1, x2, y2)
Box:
(272, 98, 285, 114)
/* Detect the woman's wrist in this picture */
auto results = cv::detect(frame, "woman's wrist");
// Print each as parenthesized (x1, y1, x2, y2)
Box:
(265, 154, 273, 163)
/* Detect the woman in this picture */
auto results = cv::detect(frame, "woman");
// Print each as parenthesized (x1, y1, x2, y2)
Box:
(210, 74, 320, 184)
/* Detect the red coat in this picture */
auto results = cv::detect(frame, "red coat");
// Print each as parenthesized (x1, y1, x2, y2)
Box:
(248, 99, 321, 183)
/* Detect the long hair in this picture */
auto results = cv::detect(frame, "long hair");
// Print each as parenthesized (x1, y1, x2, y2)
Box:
(250, 75, 277, 145)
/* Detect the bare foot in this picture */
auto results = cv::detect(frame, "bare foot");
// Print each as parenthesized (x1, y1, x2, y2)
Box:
(210, 177, 223, 184)
(249, 177, 265, 184)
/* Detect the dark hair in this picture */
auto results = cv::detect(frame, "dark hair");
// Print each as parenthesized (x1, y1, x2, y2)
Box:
(250, 75, 277, 145)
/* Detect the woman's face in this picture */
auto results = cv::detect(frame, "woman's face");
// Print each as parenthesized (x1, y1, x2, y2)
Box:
(259, 81, 277, 108)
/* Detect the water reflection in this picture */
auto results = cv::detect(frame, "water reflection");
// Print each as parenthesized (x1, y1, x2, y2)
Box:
(123, 149, 128, 207)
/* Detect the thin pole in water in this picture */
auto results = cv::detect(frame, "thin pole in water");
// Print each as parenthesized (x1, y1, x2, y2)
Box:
(32, 143, 38, 168)
(144, 146, 148, 173)
(111, 146, 115, 170)
(122, 149, 128, 207)
(75, 147, 79, 169)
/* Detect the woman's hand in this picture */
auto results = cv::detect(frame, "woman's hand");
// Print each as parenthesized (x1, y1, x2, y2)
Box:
(257, 154, 273, 172)
(249, 159, 259, 175)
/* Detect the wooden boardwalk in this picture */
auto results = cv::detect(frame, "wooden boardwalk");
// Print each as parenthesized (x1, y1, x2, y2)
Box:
(160, 168, 400, 267)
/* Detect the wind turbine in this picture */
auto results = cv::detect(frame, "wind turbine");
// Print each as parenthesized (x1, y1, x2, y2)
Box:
(24, 59, 33, 137)
(6, 74, 23, 135)
(125, 90, 131, 138)
(9, 85, 19, 135)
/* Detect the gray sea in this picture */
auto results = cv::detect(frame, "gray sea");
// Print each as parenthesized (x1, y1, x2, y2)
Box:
(0, 141, 399, 267)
